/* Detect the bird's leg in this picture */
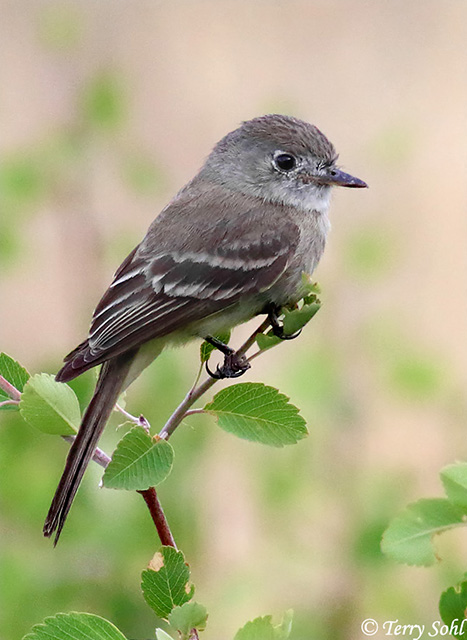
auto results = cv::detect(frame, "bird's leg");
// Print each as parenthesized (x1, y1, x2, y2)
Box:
(204, 336, 251, 380)
(267, 304, 302, 340)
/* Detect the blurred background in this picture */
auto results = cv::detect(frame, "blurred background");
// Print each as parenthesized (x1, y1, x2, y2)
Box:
(1, 1, 467, 638)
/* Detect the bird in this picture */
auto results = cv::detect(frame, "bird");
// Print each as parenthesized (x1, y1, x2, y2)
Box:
(43, 114, 367, 542)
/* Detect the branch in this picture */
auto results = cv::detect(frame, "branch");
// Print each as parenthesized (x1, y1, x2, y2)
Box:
(158, 316, 271, 441)
(115, 403, 150, 431)
(0, 399, 19, 408)
(138, 487, 177, 549)
(0, 374, 22, 401)
(61, 435, 111, 469)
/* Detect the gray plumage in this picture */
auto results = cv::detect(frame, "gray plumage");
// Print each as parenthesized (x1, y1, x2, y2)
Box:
(44, 114, 367, 542)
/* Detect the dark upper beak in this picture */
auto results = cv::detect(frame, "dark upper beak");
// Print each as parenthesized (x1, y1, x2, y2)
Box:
(317, 167, 368, 189)
(315, 167, 368, 189)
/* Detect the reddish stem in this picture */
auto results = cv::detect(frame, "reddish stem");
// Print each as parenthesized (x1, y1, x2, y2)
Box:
(138, 487, 177, 549)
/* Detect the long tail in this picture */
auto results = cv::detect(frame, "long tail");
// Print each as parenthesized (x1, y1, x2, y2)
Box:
(43, 351, 136, 544)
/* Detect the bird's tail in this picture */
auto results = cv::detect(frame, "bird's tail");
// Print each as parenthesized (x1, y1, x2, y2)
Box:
(43, 351, 135, 544)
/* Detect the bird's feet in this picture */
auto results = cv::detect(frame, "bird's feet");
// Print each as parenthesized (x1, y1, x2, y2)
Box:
(204, 336, 251, 380)
(267, 304, 302, 340)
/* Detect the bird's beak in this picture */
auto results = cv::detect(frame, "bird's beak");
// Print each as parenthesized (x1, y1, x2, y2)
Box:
(317, 167, 368, 189)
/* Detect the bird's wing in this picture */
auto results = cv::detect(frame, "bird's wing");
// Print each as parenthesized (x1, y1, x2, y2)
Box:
(57, 206, 299, 380)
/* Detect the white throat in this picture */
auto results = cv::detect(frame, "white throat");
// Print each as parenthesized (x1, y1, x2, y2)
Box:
(276, 183, 332, 216)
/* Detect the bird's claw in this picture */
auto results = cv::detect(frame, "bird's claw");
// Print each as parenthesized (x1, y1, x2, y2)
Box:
(271, 325, 302, 340)
(205, 352, 251, 380)
(267, 304, 302, 340)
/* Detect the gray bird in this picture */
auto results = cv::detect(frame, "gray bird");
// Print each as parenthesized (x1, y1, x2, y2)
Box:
(44, 114, 367, 542)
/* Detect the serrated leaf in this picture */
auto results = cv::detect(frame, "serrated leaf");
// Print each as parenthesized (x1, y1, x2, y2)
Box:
(234, 611, 293, 640)
(256, 332, 282, 351)
(255, 299, 320, 352)
(205, 383, 307, 447)
(0, 352, 29, 393)
(19, 374, 80, 435)
(103, 427, 174, 491)
(439, 581, 467, 638)
(381, 498, 466, 566)
(282, 302, 320, 335)
(0, 352, 29, 411)
(168, 602, 208, 636)
(22, 612, 127, 640)
(142, 546, 194, 619)
(441, 463, 467, 511)
(300, 273, 320, 296)
(155, 630, 174, 640)
(200, 331, 231, 363)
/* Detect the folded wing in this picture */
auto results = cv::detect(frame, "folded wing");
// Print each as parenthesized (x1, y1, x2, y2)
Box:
(57, 209, 299, 381)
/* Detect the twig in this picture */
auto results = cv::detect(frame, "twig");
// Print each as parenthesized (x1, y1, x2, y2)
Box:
(62, 435, 111, 468)
(138, 487, 177, 549)
(183, 409, 206, 418)
(0, 375, 22, 401)
(115, 403, 150, 431)
(0, 399, 20, 408)
(237, 317, 271, 356)
(159, 375, 217, 440)
(158, 316, 271, 441)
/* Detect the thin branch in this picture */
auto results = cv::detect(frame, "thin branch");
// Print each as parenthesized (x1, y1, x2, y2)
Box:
(237, 316, 271, 356)
(0, 375, 22, 401)
(62, 435, 111, 468)
(158, 316, 271, 441)
(0, 399, 20, 408)
(159, 375, 217, 440)
(183, 409, 206, 418)
(138, 487, 177, 549)
(115, 403, 150, 431)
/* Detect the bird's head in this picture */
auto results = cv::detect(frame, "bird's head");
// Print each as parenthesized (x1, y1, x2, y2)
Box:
(201, 114, 367, 213)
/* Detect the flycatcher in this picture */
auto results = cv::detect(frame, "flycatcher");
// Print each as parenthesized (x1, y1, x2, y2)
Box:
(44, 114, 367, 542)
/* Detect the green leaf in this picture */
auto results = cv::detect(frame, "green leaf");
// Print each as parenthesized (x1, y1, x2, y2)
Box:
(441, 464, 467, 511)
(256, 332, 282, 351)
(255, 295, 321, 352)
(0, 352, 29, 411)
(200, 331, 231, 363)
(299, 272, 321, 298)
(19, 374, 80, 435)
(22, 612, 127, 640)
(142, 546, 194, 619)
(282, 302, 320, 335)
(381, 498, 466, 566)
(155, 631, 174, 640)
(439, 580, 467, 638)
(103, 427, 174, 491)
(205, 383, 307, 447)
(234, 611, 293, 640)
(168, 602, 208, 637)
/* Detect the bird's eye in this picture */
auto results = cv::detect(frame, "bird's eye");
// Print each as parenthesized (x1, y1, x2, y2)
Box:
(273, 153, 297, 172)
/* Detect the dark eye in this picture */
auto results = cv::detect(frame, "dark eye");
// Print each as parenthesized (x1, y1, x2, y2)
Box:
(274, 153, 297, 172)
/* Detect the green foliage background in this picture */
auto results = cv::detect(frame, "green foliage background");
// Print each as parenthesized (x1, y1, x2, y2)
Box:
(1, 2, 467, 639)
